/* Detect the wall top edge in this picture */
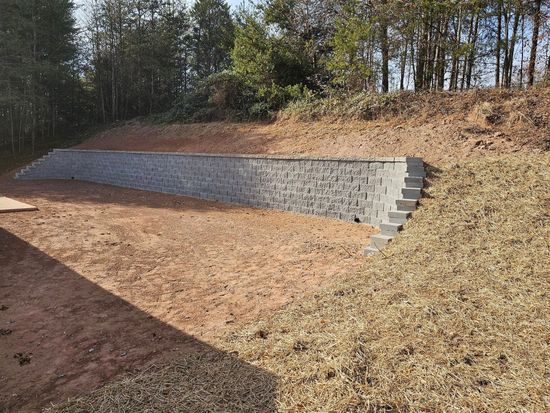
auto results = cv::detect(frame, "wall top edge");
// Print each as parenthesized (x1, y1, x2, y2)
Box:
(53, 149, 423, 164)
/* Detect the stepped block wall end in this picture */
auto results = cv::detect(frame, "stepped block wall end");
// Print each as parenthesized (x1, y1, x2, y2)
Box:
(16, 149, 424, 252)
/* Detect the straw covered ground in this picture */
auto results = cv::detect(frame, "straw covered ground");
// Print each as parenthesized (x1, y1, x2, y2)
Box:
(48, 153, 549, 412)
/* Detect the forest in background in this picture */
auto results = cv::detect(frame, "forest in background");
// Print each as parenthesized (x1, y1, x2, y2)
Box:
(1, 0, 549, 157)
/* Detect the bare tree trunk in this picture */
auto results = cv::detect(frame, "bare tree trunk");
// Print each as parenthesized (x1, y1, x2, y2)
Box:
(496, 0, 502, 87)
(416, 16, 429, 90)
(527, 0, 542, 86)
(380, 21, 389, 92)
(436, 15, 448, 91)
(466, 13, 480, 89)
(425, 17, 436, 90)
(460, 14, 475, 90)
(32, 12, 37, 154)
(505, 1, 521, 87)
(409, 35, 416, 90)
(450, 8, 463, 91)
(502, 0, 511, 87)
(400, 41, 408, 90)
(31, 104, 36, 154)
(7, 82, 15, 156)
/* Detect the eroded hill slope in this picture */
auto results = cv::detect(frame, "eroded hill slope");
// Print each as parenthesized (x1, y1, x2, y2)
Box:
(77, 88, 549, 166)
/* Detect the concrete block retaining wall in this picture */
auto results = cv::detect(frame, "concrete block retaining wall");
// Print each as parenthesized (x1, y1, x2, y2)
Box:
(16, 150, 424, 251)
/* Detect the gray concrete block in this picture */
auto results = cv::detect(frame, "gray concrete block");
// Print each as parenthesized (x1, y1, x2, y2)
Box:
(370, 234, 393, 249)
(396, 199, 418, 211)
(388, 211, 411, 224)
(380, 222, 403, 236)
(402, 187, 422, 200)
(15, 149, 425, 254)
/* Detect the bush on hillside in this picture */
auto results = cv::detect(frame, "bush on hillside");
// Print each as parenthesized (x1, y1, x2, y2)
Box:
(159, 71, 308, 123)
(281, 90, 404, 121)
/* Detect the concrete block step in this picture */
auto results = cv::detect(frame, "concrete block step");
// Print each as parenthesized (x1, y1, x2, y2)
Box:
(401, 187, 422, 200)
(404, 176, 424, 188)
(370, 234, 393, 249)
(380, 222, 403, 236)
(363, 246, 379, 256)
(396, 198, 418, 212)
(388, 210, 411, 224)
(405, 169, 426, 178)
(405, 157, 424, 167)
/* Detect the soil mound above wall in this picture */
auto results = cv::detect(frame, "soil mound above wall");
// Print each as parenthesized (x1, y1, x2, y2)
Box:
(76, 88, 549, 166)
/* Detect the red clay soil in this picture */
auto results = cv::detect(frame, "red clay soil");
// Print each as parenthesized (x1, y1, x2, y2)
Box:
(76, 89, 549, 166)
(0, 178, 372, 412)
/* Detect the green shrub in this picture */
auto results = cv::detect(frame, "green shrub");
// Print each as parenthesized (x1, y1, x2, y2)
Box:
(159, 71, 309, 123)
(281, 90, 404, 121)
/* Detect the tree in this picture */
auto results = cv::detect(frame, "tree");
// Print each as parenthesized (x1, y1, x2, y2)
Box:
(327, 1, 375, 91)
(85, 0, 192, 121)
(527, 0, 542, 86)
(0, 0, 80, 154)
(190, 0, 234, 81)
(232, 7, 312, 89)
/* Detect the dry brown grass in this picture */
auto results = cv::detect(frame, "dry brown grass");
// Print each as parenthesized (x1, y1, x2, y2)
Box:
(49, 154, 550, 412)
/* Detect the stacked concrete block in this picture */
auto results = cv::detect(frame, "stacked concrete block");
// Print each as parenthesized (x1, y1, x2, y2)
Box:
(16, 149, 424, 253)
(363, 157, 425, 255)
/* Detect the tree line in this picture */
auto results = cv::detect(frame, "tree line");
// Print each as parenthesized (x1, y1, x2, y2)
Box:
(1, 0, 549, 155)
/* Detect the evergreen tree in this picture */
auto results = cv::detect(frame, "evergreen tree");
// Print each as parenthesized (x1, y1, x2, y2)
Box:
(190, 0, 235, 81)
(0, 0, 80, 154)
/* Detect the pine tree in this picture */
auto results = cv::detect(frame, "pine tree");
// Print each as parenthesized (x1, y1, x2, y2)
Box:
(190, 0, 234, 81)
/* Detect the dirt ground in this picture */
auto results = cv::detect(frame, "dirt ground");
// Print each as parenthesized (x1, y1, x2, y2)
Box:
(0, 177, 372, 412)
(76, 88, 549, 167)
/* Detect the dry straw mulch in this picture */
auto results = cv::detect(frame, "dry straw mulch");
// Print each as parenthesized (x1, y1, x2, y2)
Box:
(50, 154, 549, 413)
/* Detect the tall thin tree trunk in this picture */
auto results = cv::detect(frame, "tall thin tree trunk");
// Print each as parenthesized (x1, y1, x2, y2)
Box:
(505, 1, 521, 87)
(460, 14, 475, 90)
(380, 21, 389, 92)
(9, 97, 15, 156)
(450, 9, 463, 91)
(502, 0, 511, 87)
(527, 0, 542, 86)
(32, 12, 37, 154)
(436, 16, 448, 91)
(416, 16, 429, 90)
(400, 41, 408, 90)
(466, 13, 480, 89)
(496, 0, 502, 87)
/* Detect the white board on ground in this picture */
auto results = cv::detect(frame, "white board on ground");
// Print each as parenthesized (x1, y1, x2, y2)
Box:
(0, 197, 38, 213)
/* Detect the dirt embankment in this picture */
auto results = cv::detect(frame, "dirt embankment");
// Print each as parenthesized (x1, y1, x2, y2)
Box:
(77, 88, 549, 165)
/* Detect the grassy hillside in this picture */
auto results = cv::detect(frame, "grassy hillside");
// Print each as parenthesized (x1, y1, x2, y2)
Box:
(50, 153, 550, 412)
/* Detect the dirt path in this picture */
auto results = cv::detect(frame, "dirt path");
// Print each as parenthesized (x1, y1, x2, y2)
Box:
(0, 178, 372, 412)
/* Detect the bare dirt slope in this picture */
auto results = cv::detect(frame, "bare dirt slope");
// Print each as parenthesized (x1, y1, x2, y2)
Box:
(0, 178, 371, 412)
(77, 89, 549, 166)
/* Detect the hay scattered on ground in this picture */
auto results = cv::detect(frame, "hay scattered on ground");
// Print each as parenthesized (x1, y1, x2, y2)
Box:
(48, 351, 276, 413)
(49, 154, 550, 412)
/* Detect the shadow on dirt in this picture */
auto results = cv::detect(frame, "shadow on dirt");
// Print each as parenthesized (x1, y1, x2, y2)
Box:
(0, 177, 249, 214)
(0, 228, 276, 412)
